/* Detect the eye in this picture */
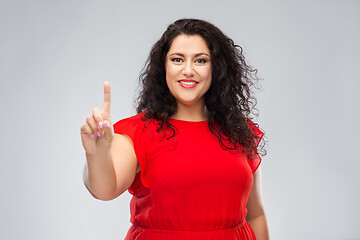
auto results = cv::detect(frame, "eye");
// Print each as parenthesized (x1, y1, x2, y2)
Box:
(171, 58, 183, 63)
(196, 59, 207, 64)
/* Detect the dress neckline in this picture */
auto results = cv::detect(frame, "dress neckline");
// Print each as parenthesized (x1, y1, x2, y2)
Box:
(168, 118, 209, 124)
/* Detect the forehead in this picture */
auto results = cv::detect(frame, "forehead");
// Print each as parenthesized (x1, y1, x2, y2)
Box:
(167, 34, 210, 55)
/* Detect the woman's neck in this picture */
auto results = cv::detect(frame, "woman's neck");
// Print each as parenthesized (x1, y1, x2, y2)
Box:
(171, 101, 209, 121)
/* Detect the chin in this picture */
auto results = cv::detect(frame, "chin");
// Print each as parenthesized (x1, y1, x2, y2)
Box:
(177, 98, 202, 106)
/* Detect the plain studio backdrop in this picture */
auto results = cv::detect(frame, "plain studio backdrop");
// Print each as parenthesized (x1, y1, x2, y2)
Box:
(0, 1, 359, 239)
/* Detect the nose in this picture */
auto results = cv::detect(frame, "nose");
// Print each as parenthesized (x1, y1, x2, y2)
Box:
(182, 61, 194, 77)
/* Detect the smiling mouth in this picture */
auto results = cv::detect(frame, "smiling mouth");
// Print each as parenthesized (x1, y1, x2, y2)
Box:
(178, 80, 199, 88)
(179, 80, 198, 85)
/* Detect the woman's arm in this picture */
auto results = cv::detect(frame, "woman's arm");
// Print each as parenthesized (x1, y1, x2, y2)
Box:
(83, 134, 139, 201)
(81, 82, 139, 201)
(246, 166, 270, 240)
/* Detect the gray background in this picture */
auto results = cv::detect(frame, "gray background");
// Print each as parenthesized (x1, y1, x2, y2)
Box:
(1, 0, 359, 239)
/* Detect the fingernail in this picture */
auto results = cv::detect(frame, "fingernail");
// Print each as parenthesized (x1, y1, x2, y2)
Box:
(99, 122, 103, 129)
(91, 134, 94, 139)
(104, 121, 109, 128)
(97, 131, 101, 137)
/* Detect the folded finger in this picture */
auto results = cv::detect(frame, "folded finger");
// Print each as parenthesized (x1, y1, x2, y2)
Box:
(92, 107, 104, 128)
(80, 122, 95, 138)
(86, 115, 99, 133)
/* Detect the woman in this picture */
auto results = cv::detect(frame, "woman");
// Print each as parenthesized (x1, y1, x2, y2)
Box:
(81, 18, 269, 239)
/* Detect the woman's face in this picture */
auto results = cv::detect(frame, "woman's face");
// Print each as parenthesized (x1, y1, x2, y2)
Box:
(165, 34, 212, 108)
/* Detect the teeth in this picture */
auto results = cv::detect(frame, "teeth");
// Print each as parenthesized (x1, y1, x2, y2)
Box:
(179, 81, 197, 85)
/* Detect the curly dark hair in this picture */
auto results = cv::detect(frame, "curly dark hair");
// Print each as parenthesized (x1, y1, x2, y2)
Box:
(136, 18, 265, 157)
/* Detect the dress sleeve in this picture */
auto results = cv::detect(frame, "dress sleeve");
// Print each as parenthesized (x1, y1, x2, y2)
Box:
(247, 121, 264, 174)
(113, 116, 142, 145)
(113, 115, 147, 186)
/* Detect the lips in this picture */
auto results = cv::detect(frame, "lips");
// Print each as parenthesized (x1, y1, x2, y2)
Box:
(178, 79, 198, 88)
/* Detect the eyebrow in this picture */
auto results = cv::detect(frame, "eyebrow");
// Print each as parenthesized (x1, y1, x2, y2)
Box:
(169, 53, 210, 57)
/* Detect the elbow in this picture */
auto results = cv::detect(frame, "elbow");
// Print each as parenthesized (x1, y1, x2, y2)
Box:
(93, 194, 117, 201)
(246, 206, 266, 222)
(83, 179, 118, 201)
(93, 189, 125, 201)
(85, 185, 118, 201)
(246, 212, 266, 222)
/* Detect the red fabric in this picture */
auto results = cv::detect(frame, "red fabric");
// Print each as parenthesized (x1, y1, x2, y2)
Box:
(113, 112, 264, 240)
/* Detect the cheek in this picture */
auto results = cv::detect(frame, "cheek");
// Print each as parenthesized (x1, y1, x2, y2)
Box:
(199, 66, 212, 81)
(165, 65, 178, 80)
(165, 66, 176, 91)
(204, 67, 212, 90)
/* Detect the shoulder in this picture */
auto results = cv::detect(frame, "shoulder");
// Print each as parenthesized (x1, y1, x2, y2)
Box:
(114, 111, 145, 124)
(113, 111, 162, 136)
(113, 111, 147, 128)
(113, 112, 148, 135)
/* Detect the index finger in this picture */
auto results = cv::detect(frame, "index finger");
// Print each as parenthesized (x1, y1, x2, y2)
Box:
(102, 81, 111, 120)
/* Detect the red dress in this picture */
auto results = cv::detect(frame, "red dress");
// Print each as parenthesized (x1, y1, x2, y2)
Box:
(113, 112, 264, 240)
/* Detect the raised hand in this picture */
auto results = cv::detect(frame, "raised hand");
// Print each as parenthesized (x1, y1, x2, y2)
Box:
(80, 81, 114, 155)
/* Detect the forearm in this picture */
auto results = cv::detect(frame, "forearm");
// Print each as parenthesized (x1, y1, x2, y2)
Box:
(83, 149, 117, 201)
(247, 214, 270, 240)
